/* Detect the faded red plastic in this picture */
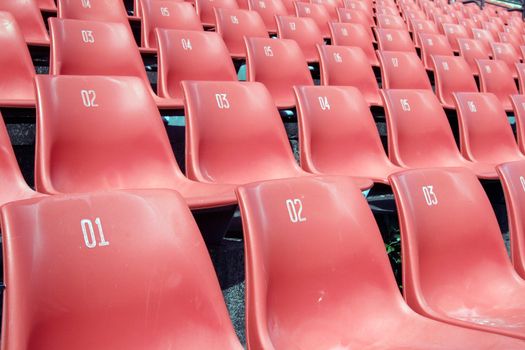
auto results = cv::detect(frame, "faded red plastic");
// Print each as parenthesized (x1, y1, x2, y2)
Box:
(432, 55, 478, 109)
(276, 15, 324, 62)
(329, 22, 379, 66)
(378, 51, 432, 90)
(477, 58, 518, 111)
(418, 32, 454, 70)
(0, 0, 49, 45)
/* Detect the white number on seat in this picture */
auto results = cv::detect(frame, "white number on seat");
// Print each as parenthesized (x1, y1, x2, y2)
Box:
(80, 90, 98, 107)
(400, 98, 410, 111)
(160, 7, 170, 16)
(231, 15, 239, 24)
(81, 0, 91, 8)
(81, 218, 109, 249)
(341, 27, 349, 36)
(215, 93, 230, 109)
(442, 61, 449, 71)
(181, 38, 192, 50)
(333, 52, 342, 62)
(81, 30, 94, 43)
(286, 199, 306, 223)
(259, 0, 266, 8)
(520, 176, 525, 191)
(318, 96, 330, 110)
(386, 33, 393, 41)
(467, 100, 477, 112)
(264, 45, 273, 57)
(305, 6, 311, 14)
(422, 186, 438, 206)
(289, 22, 296, 31)
(391, 57, 399, 67)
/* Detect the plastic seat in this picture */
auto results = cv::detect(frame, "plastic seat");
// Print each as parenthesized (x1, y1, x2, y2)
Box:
(337, 8, 375, 39)
(471, 28, 495, 56)
(140, 1, 203, 49)
(49, 18, 179, 109)
(491, 42, 521, 79)
(294, 2, 331, 38)
(195, 0, 239, 27)
(376, 14, 406, 30)
(0, 12, 38, 108)
(276, 16, 324, 62)
(245, 37, 313, 108)
(57, 0, 131, 23)
(215, 8, 268, 59)
(328, 22, 379, 66)
(433, 14, 456, 32)
(381, 89, 498, 178)
(481, 20, 500, 39)
(318, 45, 382, 106)
(0, 0, 49, 45)
(432, 55, 478, 109)
(37, 0, 57, 12)
(343, 0, 374, 20)
(418, 32, 454, 70)
(390, 166, 525, 341)
(375, 5, 399, 16)
(477, 58, 518, 111)
(295, 86, 401, 182)
(410, 18, 439, 47)
(516, 63, 525, 94)
(499, 31, 523, 58)
(35, 75, 237, 209)
(247, 0, 287, 33)
(0, 189, 243, 350)
(510, 95, 525, 153)
(238, 174, 525, 349)
(376, 28, 417, 53)
(442, 23, 469, 52)
(457, 37, 490, 75)
(458, 17, 479, 31)
(453, 92, 525, 165)
(378, 51, 432, 90)
(310, 0, 340, 20)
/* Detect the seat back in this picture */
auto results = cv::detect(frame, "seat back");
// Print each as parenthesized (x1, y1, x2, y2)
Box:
(441, 23, 469, 51)
(510, 94, 525, 153)
(477, 58, 518, 110)
(35, 75, 184, 194)
(196, 0, 239, 26)
(0, 0, 49, 44)
(376, 14, 406, 30)
(156, 29, 237, 100)
(247, 0, 287, 33)
(294, 2, 331, 37)
(376, 28, 416, 53)
(418, 32, 454, 70)
(57, 0, 129, 23)
(310, 0, 340, 20)
(337, 8, 375, 37)
(378, 51, 432, 90)
(432, 55, 478, 108)
(457, 37, 489, 75)
(328, 22, 378, 66)
(245, 37, 313, 108)
(410, 18, 438, 47)
(0, 189, 242, 349)
(471, 28, 494, 56)
(183, 81, 302, 184)
(491, 42, 520, 76)
(276, 15, 324, 62)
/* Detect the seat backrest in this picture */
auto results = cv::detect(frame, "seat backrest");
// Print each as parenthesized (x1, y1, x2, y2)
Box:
(245, 36, 314, 108)
(35, 75, 184, 194)
(276, 15, 324, 62)
(378, 51, 432, 90)
(432, 55, 478, 108)
(453, 92, 522, 163)
(328, 22, 378, 66)
(195, 0, 239, 26)
(441, 23, 469, 51)
(37, 0, 57, 11)
(141, 1, 203, 49)
(0, 11, 37, 107)
(247, 0, 287, 33)
(510, 94, 525, 153)
(418, 32, 454, 70)
(310, 0, 340, 20)
(471, 28, 494, 56)
(376, 14, 406, 30)
(183, 81, 303, 184)
(376, 28, 417, 53)
(318, 45, 380, 106)
(343, 0, 373, 18)
(477, 58, 518, 109)
(237, 175, 405, 349)
(156, 29, 237, 100)
(481, 20, 500, 38)
(0, 189, 242, 349)
(294, 1, 331, 37)
(375, 5, 399, 16)
(410, 18, 438, 47)
(381, 89, 465, 167)
(57, 0, 129, 23)
(491, 42, 520, 75)
(215, 8, 268, 58)
(336, 7, 374, 31)
(457, 37, 489, 75)
(294, 85, 389, 174)
(0, 0, 49, 45)
(498, 32, 522, 53)
(390, 167, 518, 315)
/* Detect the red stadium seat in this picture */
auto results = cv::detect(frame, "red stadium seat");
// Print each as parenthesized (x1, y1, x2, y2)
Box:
(453, 92, 524, 164)
(343, 0, 373, 20)
(48, 18, 179, 109)
(376, 14, 406, 30)
(511, 94, 525, 152)
(432, 55, 478, 109)
(295, 86, 401, 182)
(433, 14, 456, 32)
(0, 12, 37, 108)
(140, 1, 203, 49)
(0, 189, 243, 349)
(458, 18, 479, 31)
(410, 18, 439, 47)
(457, 37, 490, 75)
(471, 28, 495, 56)
(195, 0, 239, 27)
(0, 0, 49, 45)
(245, 37, 313, 108)
(491, 42, 521, 78)
(247, 0, 287, 33)
(329, 22, 379, 66)
(377, 51, 432, 90)
(481, 20, 500, 39)
(310, 0, 340, 20)
(318, 45, 381, 106)
(517, 63, 525, 94)
(38, 0, 57, 12)
(441, 23, 469, 52)
(276, 16, 324, 62)
(390, 167, 525, 341)
(34, 75, 237, 209)
(499, 31, 523, 57)
(376, 28, 417, 53)
(294, 2, 331, 38)
(381, 89, 497, 178)
(215, 8, 268, 59)
(156, 29, 237, 103)
(57, 0, 130, 23)
(375, 5, 399, 16)
(238, 175, 525, 349)
(418, 33, 454, 70)
(337, 8, 375, 39)
(477, 58, 519, 111)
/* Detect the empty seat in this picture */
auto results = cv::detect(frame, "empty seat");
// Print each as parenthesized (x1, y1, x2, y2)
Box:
(318, 45, 381, 106)
(35, 75, 237, 209)
(511, 94, 525, 152)
(343, 0, 374, 20)
(336, 8, 375, 40)
(376, 14, 406, 30)
(378, 51, 432, 90)
(390, 167, 525, 341)
(49, 18, 178, 109)
(156, 29, 237, 103)
(410, 18, 439, 47)
(0, 189, 243, 349)
(294, 2, 331, 38)
(245, 37, 314, 108)
(247, 0, 287, 33)
(499, 31, 523, 57)
(57, 0, 130, 23)
(457, 37, 490, 75)
(295, 86, 402, 182)
(140, 1, 203, 49)
(329, 22, 378, 66)
(276, 16, 324, 62)
(481, 20, 500, 39)
(238, 175, 525, 349)
(310, 0, 340, 20)
(477, 58, 518, 111)
(432, 55, 478, 109)
(37, 0, 57, 12)
(375, 5, 399, 16)
(376, 28, 417, 53)
(441, 23, 469, 52)
(491, 42, 521, 78)
(471, 28, 495, 56)
(419, 32, 454, 70)
(195, 0, 239, 27)
(215, 8, 267, 59)
(0, 11, 37, 108)
(516, 63, 525, 94)
(453, 92, 524, 164)
(0, 0, 49, 45)
(381, 89, 497, 178)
